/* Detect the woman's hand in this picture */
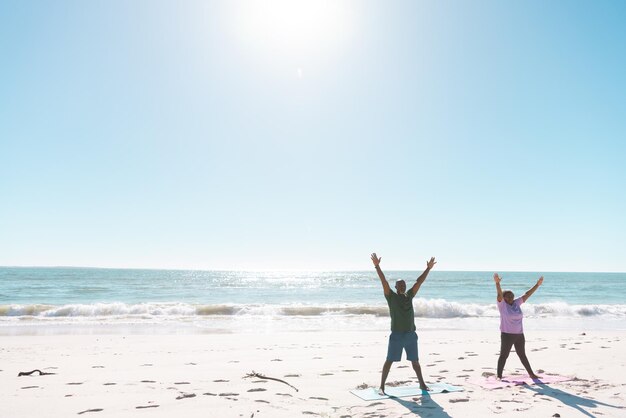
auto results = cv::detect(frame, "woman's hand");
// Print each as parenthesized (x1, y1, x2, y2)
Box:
(494, 273, 503, 302)
(522, 275, 543, 302)
(371, 253, 381, 267)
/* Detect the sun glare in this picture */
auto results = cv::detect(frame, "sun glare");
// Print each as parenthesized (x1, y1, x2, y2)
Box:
(228, 0, 355, 64)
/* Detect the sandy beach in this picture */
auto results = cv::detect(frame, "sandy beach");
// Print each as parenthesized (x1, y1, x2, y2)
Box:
(2, 328, 625, 417)
(3, 1, 626, 417)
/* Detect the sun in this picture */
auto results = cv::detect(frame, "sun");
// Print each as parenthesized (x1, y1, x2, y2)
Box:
(226, 0, 356, 65)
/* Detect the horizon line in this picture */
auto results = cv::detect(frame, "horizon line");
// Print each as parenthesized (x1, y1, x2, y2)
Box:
(1, 264, 625, 274)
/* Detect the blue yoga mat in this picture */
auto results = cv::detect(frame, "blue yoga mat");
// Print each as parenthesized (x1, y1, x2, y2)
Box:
(350, 382, 464, 401)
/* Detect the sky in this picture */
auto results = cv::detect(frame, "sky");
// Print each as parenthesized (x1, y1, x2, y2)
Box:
(1, 0, 625, 272)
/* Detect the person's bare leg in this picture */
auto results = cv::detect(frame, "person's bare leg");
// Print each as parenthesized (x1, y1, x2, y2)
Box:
(379, 360, 393, 393)
(411, 360, 428, 390)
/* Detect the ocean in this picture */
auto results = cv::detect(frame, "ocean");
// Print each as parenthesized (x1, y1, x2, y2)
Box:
(1, 267, 625, 333)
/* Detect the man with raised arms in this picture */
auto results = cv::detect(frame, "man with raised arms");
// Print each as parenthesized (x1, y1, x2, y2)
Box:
(371, 253, 436, 394)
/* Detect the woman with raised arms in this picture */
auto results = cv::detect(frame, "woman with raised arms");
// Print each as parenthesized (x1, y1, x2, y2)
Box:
(493, 273, 543, 380)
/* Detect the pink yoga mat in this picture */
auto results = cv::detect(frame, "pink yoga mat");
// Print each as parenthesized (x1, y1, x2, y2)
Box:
(470, 374, 573, 390)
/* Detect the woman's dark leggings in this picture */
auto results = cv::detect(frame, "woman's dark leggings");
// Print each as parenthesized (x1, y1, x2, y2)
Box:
(497, 332, 534, 378)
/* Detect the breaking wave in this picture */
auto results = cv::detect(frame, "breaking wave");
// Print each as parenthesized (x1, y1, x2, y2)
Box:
(1, 299, 625, 320)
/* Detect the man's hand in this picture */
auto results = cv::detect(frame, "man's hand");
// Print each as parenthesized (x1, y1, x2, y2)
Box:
(426, 257, 436, 270)
(372, 253, 390, 295)
(411, 256, 436, 294)
(494, 273, 501, 284)
(537, 276, 543, 286)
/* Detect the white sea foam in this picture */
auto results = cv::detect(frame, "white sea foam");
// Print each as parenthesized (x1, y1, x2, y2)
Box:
(1, 299, 625, 320)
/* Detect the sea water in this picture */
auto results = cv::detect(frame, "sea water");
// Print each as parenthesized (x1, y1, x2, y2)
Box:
(1, 268, 625, 333)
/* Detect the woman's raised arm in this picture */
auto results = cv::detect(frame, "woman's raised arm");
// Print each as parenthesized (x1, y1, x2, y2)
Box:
(494, 273, 504, 302)
(522, 276, 543, 302)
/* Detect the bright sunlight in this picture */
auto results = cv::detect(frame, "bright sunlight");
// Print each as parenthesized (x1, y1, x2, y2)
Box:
(227, 0, 356, 64)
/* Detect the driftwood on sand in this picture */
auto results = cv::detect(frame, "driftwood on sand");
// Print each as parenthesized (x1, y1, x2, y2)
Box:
(244, 371, 298, 392)
(18, 369, 56, 377)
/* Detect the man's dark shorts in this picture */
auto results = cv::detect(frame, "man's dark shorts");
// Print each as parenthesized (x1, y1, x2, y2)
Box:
(386, 331, 418, 361)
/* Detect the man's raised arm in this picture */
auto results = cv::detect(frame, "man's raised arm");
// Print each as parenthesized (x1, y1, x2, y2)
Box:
(371, 253, 391, 296)
(410, 257, 436, 295)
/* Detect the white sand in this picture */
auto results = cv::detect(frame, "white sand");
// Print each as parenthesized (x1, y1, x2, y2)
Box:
(1, 329, 625, 417)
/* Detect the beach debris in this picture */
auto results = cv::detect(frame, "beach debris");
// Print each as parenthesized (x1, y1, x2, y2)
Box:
(552, 414, 561, 417)
(175, 392, 196, 400)
(77, 408, 103, 414)
(244, 371, 299, 392)
(18, 369, 55, 377)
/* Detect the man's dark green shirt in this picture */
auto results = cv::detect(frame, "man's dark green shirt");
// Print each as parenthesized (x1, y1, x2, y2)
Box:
(385, 289, 416, 332)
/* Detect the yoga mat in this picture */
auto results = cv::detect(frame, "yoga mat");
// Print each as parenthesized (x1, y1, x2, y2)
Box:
(350, 382, 464, 401)
(470, 374, 573, 390)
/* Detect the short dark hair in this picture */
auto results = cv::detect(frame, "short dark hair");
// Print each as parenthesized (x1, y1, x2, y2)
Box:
(503, 290, 514, 298)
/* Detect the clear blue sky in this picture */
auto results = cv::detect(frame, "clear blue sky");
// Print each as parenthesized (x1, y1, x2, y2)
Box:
(1, 1, 625, 271)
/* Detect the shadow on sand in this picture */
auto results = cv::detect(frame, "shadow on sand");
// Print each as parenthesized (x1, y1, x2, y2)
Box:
(388, 392, 454, 418)
(526, 382, 625, 418)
